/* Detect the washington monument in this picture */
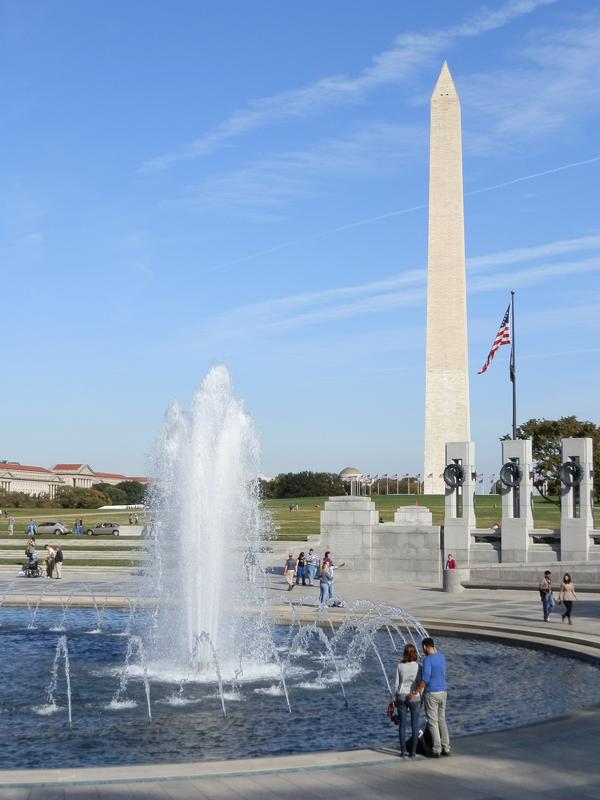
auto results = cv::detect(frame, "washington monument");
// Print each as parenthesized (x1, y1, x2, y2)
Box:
(423, 62, 470, 495)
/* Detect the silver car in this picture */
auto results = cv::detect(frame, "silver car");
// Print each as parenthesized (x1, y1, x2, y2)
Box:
(36, 520, 71, 536)
(85, 522, 120, 537)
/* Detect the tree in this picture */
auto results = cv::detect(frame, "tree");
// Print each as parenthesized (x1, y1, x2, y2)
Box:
(94, 483, 128, 505)
(265, 471, 345, 498)
(506, 416, 600, 499)
(115, 480, 147, 505)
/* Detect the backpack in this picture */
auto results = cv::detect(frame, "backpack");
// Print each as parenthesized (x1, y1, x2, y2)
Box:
(406, 726, 434, 757)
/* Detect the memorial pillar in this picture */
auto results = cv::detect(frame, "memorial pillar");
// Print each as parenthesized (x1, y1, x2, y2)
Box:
(560, 437, 594, 562)
(443, 441, 476, 566)
(500, 439, 533, 562)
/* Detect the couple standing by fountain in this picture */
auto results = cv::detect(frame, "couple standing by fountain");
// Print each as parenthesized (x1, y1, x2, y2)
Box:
(394, 637, 450, 759)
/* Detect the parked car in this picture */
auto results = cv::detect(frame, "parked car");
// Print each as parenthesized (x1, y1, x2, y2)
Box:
(36, 520, 71, 536)
(86, 522, 120, 537)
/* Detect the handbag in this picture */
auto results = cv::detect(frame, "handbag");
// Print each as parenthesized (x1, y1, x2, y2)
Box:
(386, 700, 399, 725)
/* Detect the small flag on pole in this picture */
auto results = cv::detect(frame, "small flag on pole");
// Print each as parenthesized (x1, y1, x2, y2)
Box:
(478, 305, 511, 374)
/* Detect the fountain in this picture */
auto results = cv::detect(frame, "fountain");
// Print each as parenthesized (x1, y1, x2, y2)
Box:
(146, 364, 268, 677)
(2, 366, 600, 770)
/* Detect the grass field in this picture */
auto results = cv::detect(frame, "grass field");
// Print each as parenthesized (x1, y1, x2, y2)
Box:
(0, 558, 143, 568)
(0, 508, 148, 536)
(0, 496, 563, 548)
(265, 493, 563, 539)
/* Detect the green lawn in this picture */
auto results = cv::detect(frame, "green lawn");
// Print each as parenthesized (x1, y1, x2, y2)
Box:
(0, 558, 142, 567)
(0, 508, 148, 536)
(265, 493, 563, 539)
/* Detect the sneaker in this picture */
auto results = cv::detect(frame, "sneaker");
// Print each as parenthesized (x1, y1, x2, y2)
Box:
(441, 750, 451, 757)
(431, 753, 441, 759)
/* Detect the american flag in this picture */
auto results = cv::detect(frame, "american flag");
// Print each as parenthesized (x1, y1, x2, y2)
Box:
(478, 305, 511, 375)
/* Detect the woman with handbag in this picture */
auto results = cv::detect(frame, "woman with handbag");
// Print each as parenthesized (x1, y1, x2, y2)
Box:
(394, 643, 422, 757)
(559, 573, 578, 625)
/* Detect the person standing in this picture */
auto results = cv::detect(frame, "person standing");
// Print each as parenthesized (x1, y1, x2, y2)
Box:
(411, 637, 450, 758)
(45, 544, 56, 578)
(7, 515, 15, 536)
(394, 643, 422, 757)
(305, 549, 319, 586)
(244, 549, 258, 583)
(54, 546, 64, 579)
(538, 570, 553, 622)
(283, 553, 296, 591)
(295, 551, 307, 586)
(445, 554, 456, 569)
(559, 573, 577, 625)
(27, 518, 37, 536)
(319, 552, 345, 605)
(319, 561, 333, 606)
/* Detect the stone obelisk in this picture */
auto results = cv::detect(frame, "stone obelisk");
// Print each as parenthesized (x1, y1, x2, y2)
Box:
(423, 62, 470, 495)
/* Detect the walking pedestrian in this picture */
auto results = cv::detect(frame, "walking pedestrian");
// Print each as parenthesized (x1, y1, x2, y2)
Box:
(305, 549, 319, 586)
(445, 554, 456, 570)
(27, 518, 37, 536)
(411, 637, 450, 758)
(283, 553, 296, 591)
(54, 546, 64, 579)
(295, 551, 307, 586)
(395, 643, 422, 757)
(7, 515, 15, 536)
(538, 570, 554, 622)
(559, 573, 577, 625)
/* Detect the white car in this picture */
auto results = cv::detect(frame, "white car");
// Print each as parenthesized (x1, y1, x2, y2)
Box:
(86, 522, 120, 537)
(36, 520, 71, 536)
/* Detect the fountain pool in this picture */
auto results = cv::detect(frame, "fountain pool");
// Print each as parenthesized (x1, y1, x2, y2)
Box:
(1, 606, 600, 769)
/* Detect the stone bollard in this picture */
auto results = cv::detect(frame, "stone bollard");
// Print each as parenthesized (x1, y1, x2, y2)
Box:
(443, 568, 469, 593)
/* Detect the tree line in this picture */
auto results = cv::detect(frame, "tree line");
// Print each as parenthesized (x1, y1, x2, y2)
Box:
(260, 471, 345, 498)
(0, 480, 147, 509)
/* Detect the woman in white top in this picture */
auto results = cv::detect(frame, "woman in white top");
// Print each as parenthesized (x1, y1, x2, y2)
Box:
(559, 573, 578, 625)
(394, 643, 422, 757)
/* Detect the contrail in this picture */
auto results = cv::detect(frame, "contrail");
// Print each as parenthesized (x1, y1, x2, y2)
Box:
(466, 155, 600, 196)
(209, 155, 600, 272)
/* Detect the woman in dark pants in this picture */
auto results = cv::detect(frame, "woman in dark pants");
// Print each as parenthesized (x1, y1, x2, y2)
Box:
(295, 552, 307, 586)
(559, 573, 578, 624)
(394, 643, 422, 757)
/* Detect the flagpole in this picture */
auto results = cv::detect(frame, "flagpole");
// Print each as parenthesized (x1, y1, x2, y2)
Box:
(511, 289, 517, 440)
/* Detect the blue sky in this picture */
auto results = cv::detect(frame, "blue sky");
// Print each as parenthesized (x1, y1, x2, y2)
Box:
(2, 0, 599, 482)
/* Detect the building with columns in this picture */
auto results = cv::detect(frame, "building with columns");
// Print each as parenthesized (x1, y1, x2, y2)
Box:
(0, 461, 149, 497)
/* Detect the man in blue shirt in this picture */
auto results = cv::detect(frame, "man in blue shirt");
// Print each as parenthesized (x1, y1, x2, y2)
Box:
(410, 637, 450, 757)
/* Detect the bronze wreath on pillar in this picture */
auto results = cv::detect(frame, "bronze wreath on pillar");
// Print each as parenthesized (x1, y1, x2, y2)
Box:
(443, 463, 465, 490)
(559, 462, 583, 488)
(499, 462, 522, 488)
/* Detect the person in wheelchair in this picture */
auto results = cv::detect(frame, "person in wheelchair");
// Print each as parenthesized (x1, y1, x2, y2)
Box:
(23, 546, 39, 576)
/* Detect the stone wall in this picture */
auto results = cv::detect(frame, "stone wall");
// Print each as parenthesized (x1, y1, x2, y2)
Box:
(320, 496, 441, 585)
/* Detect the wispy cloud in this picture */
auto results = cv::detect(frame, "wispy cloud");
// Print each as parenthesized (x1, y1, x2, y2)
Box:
(140, 0, 557, 172)
(205, 154, 600, 272)
(208, 233, 600, 337)
(176, 123, 422, 213)
(463, 14, 600, 148)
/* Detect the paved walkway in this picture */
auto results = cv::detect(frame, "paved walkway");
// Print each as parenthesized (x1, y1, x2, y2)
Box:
(1, 706, 599, 799)
(1, 567, 600, 798)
